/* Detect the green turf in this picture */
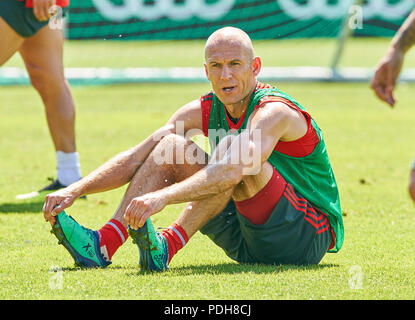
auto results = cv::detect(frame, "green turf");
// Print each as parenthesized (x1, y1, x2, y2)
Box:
(1, 38, 415, 300)
(1, 81, 415, 300)
(3, 37, 415, 69)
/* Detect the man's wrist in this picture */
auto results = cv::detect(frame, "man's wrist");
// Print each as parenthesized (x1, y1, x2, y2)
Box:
(64, 182, 84, 199)
(159, 188, 174, 206)
(388, 43, 404, 56)
(390, 43, 406, 57)
(391, 24, 415, 54)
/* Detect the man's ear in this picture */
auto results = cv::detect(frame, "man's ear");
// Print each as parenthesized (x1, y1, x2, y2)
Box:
(252, 56, 262, 76)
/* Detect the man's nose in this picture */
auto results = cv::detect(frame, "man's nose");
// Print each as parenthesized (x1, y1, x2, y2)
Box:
(220, 65, 232, 80)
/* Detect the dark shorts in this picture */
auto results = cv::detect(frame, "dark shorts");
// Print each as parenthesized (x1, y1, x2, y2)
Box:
(200, 183, 333, 265)
(0, 0, 66, 37)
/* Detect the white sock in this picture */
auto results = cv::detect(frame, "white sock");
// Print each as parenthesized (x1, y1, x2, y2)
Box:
(56, 151, 82, 186)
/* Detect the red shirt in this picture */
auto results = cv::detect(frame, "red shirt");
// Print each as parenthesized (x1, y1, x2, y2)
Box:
(18, 0, 70, 8)
(255, 95, 320, 157)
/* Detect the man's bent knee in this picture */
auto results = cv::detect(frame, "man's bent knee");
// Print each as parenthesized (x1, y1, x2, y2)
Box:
(154, 133, 207, 165)
(152, 133, 187, 165)
(26, 62, 65, 95)
(151, 133, 208, 181)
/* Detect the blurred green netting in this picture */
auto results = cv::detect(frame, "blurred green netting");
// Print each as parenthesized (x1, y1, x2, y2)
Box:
(66, 0, 410, 40)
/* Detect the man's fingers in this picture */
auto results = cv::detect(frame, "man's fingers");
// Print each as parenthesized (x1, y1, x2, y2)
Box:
(42, 200, 49, 218)
(124, 197, 160, 230)
(372, 84, 394, 106)
(40, 1, 51, 20)
(33, 0, 53, 21)
(372, 85, 388, 101)
(385, 85, 396, 107)
(124, 206, 130, 226)
(375, 86, 395, 107)
(125, 200, 139, 229)
(49, 216, 56, 226)
(45, 214, 56, 226)
(43, 204, 56, 225)
(34, 6, 48, 21)
(43, 195, 74, 227)
(43, 196, 57, 216)
(51, 203, 65, 216)
(33, 5, 42, 21)
(132, 203, 145, 230)
(125, 200, 149, 230)
(126, 200, 137, 218)
(371, 62, 398, 107)
(138, 211, 150, 229)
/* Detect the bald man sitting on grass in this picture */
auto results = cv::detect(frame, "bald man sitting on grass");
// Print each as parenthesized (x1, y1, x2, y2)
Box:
(43, 27, 344, 271)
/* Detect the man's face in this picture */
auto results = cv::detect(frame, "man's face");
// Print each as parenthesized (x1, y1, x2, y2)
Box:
(204, 41, 260, 108)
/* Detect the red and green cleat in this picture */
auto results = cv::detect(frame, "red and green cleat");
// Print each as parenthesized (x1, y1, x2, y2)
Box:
(128, 219, 169, 272)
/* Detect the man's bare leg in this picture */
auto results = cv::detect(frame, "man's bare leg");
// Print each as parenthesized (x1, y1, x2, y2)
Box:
(111, 134, 209, 229)
(175, 189, 234, 238)
(19, 25, 76, 153)
(151, 135, 274, 267)
(48, 134, 209, 267)
(92, 134, 208, 262)
(124, 135, 240, 269)
(0, 17, 24, 66)
(124, 134, 236, 270)
(18, 24, 81, 187)
(174, 135, 238, 238)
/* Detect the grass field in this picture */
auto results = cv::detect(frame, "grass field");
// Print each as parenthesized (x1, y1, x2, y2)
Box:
(4, 37, 415, 69)
(1, 38, 415, 301)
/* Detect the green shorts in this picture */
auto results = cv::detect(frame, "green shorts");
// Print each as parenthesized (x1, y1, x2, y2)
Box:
(200, 183, 333, 265)
(0, 0, 66, 37)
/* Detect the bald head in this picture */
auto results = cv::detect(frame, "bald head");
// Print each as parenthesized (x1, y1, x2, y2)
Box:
(203, 27, 261, 110)
(205, 27, 254, 62)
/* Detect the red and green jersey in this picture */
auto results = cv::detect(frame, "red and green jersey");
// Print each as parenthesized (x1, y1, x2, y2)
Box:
(200, 82, 344, 253)
(18, 0, 70, 8)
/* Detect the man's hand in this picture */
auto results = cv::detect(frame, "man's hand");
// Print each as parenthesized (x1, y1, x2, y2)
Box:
(33, 0, 56, 21)
(370, 48, 404, 107)
(43, 188, 79, 225)
(124, 193, 168, 230)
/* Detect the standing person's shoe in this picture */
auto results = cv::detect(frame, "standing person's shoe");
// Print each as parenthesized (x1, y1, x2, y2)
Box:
(16, 177, 86, 200)
(16, 178, 66, 200)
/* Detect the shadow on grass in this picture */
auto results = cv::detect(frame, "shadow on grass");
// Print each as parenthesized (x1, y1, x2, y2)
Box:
(0, 200, 44, 214)
(43, 265, 126, 272)
(42, 262, 339, 275)
(126, 262, 339, 276)
(60, 265, 125, 272)
(172, 262, 339, 275)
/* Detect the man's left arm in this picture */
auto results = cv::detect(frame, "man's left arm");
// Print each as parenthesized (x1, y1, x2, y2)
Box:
(125, 102, 297, 230)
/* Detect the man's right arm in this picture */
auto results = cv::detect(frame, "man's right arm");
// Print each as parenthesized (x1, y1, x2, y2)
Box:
(43, 99, 203, 222)
(371, 9, 415, 107)
(391, 8, 415, 54)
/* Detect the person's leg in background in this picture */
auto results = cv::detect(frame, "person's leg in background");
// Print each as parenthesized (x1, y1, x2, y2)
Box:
(18, 23, 82, 195)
